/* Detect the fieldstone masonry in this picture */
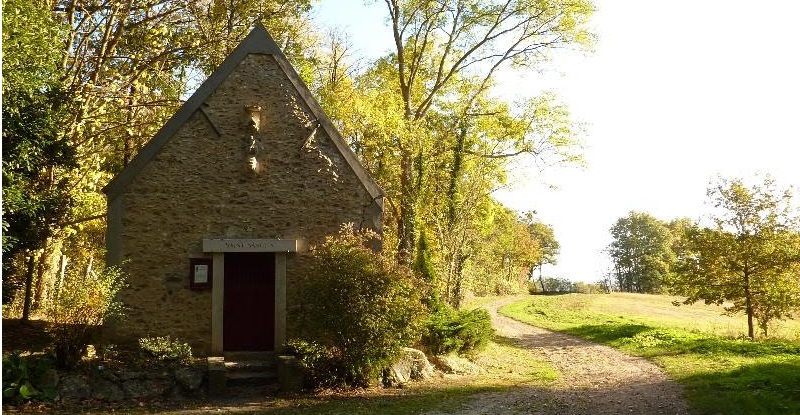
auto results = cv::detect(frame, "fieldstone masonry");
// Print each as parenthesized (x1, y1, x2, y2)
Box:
(103, 25, 383, 356)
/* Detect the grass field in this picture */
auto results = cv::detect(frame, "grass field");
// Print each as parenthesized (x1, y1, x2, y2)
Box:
(500, 293, 800, 415)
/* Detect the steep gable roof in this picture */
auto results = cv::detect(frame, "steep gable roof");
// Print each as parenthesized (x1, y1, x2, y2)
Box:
(103, 24, 383, 203)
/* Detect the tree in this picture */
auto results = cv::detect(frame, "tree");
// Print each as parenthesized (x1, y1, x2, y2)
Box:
(1, 0, 76, 306)
(526, 217, 560, 292)
(380, 0, 594, 264)
(670, 176, 800, 339)
(538, 276, 573, 293)
(311, 2, 591, 308)
(607, 211, 675, 293)
(312, 32, 582, 307)
(463, 203, 543, 300)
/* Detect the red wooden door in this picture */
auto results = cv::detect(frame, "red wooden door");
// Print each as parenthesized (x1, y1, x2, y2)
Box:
(223, 252, 275, 351)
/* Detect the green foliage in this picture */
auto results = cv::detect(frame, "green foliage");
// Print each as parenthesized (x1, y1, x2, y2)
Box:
(413, 231, 437, 284)
(3, 0, 316, 309)
(421, 306, 494, 356)
(670, 176, 800, 338)
(465, 204, 551, 301)
(529, 276, 576, 293)
(571, 281, 607, 294)
(316, 1, 591, 307)
(296, 226, 426, 387)
(1, 0, 77, 302)
(138, 336, 192, 366)
(1, 0, 66, 98)
(46, 265, 126, 369)
(501, 295, 800, 415)
(607, 211, 675, 293)
(282, 339, 342, 388)
(2, 353, 57, 404)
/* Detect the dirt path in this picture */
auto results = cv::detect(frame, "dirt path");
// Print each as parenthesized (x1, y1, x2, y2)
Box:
(424, 296, 691, 415)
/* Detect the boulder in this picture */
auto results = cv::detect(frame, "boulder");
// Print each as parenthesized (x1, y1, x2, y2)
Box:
(59, 375, 91, 402)
(117, 370, 145, 381)
(122, 378, 172, 399)
(91, 379, 125, 402)
(430, 354, 484, 375)
(388, 348, 435, 384)
(35, 368, 60, 391)
(174, 367, 205, 392)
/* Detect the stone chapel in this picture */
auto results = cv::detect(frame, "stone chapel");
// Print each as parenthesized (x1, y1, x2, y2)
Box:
(103, 25, 383, 356)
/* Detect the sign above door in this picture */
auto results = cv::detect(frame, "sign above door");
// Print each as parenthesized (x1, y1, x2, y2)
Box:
(202, 238, 305, 253)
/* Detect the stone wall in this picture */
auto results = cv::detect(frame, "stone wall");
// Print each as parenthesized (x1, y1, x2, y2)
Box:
(111, 53, 379, 355)
(54, 365, 206, 403)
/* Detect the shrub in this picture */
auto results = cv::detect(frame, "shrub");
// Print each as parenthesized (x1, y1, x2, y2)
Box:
(282, 339, 340, 388)
(45, 265, 126, 369)
(138, 336, 192, 366)
(421, 306, 494, 356)
(528, 280, 541, 294)
(493, 278, 522, 295)
(295, 226, 426, 387)
(2, 353, 57, 404)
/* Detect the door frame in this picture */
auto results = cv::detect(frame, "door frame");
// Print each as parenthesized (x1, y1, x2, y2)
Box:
(203, 238, 304, 354)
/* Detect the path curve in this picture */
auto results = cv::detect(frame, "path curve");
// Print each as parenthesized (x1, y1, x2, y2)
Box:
(425, 296, 691, 415)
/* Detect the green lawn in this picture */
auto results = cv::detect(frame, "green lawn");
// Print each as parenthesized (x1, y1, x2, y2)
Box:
(500, 293, 800, 415)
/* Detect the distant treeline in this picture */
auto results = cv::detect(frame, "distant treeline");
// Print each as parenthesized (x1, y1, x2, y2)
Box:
(602, 176, 800, 338)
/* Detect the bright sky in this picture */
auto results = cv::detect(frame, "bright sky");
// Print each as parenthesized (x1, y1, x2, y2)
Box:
(312, 1, 800, 283)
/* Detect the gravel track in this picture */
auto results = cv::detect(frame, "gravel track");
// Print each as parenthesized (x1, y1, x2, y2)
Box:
(423, 296, 691, 415)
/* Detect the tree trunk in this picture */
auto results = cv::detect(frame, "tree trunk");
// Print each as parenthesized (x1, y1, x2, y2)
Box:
(446, 127, 467, 226)
(85, 256, 93, 279)
(744, 272, 755, 339)
(53, 253, 68, 303)
(21, 255, 36, 322)
(33, 239, 52, 311)
(396, 153, 416, 265)
(450, 253, 466, 309)
(33, 238, 60, 313)
(539, 265, 546, 293)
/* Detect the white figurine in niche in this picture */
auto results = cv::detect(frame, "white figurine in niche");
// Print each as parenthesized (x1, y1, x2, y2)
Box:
(244, 105, 265, 174)
(248, 135, 265, 173)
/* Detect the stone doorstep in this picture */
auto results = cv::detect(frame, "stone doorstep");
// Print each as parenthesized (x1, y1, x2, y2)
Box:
(207, 357, 226, 397)
(223, 351, 275, 361)
(208, 353, 279, 395)
(226, 370, 278, 387)
(225, 359, 278, 388)
(224, 360, 276, 371)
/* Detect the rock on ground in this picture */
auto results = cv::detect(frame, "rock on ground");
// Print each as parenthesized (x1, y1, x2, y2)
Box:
(430, 354, 484, 375)
(389, 347, 436, 384)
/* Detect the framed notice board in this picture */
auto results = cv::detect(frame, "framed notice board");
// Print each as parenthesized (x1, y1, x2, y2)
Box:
(189, 258, 213, 290)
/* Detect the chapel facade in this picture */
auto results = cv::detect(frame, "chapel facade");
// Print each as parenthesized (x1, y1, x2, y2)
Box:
(103, 25, 383, 355)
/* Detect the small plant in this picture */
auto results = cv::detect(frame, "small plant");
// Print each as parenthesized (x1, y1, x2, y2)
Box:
(2, 353, 57, 404)
(46, 265, 126, 369)
(422, 306, 494, 356)
(282, 339, 340, 388)
(138, 336, 192, 365)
